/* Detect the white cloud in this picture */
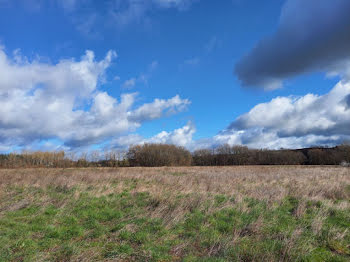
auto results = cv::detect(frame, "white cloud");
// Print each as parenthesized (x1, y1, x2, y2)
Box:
(108, 77, 350, 151)
(110, 0, 148, 28)
(1, 1, 200, 36)
(109, 0, 198, 30)
(129, 95, 190, 122)
(204, 36, 221, 53)
(149, 60, 158, 71)
(112, 121, 195, 148)
(0, 47, 190, 151)
(122, 60, 159, 89)
(215, 80, 350, 149)
(66, 0, 199, 34)
(122, 78, 136, 89)
(60, 0, 78, 12)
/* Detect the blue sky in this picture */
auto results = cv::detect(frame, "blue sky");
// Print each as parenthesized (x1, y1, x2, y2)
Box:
(0, 0, 350, 152)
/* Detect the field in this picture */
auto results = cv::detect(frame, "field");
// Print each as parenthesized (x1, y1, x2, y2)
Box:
(0, 166, 349, 261)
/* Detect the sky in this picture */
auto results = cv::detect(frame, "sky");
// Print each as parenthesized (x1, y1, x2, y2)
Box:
(0, 0, 350, 152)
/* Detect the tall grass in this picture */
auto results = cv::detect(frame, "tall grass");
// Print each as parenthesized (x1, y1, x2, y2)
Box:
(0, 166, 349, 261)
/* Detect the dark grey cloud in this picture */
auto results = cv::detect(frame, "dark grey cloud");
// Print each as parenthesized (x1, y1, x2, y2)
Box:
(235, 0, 350, 89)
(344, 94, 350, 109)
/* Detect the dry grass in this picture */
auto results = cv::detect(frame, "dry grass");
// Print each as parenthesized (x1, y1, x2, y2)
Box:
(1, 166, 349, 261)
(1, 166, 349, 202)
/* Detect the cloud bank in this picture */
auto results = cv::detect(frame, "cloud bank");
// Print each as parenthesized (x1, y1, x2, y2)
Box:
(0, 47, 190, 151)
(113, 77, 350, 150)
(214, 78, 350, 149)
(112, 121, 195, 149)
(235, 0, 350, 89)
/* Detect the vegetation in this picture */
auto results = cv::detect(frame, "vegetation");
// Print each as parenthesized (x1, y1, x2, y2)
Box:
(127, 144, 192, 167)
(1, 144, 350, 168)
(0, 151, 129, 169)
(193, 144, 350, 166)
(0, 166, 349, 261)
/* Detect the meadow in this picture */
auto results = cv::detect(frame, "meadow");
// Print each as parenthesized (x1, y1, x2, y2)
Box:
(0, 166, 349, 261)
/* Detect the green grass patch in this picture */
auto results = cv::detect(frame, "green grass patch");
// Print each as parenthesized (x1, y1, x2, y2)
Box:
(0, 186, 349, 261)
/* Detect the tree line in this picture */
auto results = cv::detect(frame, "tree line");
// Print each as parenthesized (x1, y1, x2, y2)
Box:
(0, 144, 349, 168)
(192, 144, 350, 166)
(0, 151, 129, 168)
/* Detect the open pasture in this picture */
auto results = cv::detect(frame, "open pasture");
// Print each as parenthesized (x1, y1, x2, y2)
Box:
(0, 166, 349, 261)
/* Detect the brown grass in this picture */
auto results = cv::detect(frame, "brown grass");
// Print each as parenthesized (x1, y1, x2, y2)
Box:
(1, 166, 349, 204)
(1, 166, 349, 261)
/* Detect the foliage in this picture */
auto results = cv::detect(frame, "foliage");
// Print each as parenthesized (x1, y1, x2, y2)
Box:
(193, 145, 350, 166)
(127, 143, 192, 167)
(0, 183, 349, 261)
(0, 144, 350, 168)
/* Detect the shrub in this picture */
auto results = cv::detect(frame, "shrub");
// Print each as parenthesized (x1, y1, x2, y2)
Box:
(127, 143, 192, 167)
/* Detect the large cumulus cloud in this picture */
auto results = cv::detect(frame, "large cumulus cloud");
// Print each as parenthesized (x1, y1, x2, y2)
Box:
(111, 121, 196, 149)
(0, 47, 190, 151)
(235, 0, 350, 89)
(216, 80, 350, 149)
